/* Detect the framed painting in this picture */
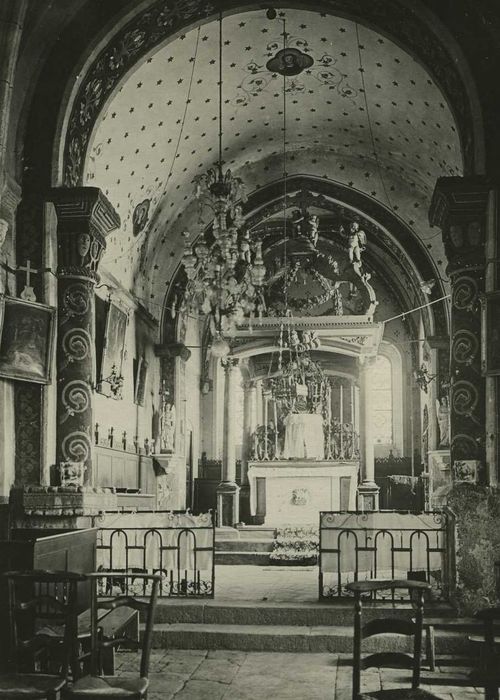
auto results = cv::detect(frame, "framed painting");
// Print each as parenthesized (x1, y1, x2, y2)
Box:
(481, 291, 500, 375)
(97, 299, 128, 399)
(134, 355, 148, 406)
(0, 295, 56, 384)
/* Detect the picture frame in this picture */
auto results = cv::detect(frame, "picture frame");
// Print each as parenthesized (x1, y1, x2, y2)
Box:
(97, 299, 128, 399)
(481, 291, 500, 375)
(0, 295, 56, 384)
(134, 355, 148, 406)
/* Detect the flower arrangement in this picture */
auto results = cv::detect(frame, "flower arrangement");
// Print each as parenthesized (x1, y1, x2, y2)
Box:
(270, 525, 319, 565)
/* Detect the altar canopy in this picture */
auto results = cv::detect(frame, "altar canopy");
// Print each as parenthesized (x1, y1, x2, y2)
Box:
(283, 412, 324, 459)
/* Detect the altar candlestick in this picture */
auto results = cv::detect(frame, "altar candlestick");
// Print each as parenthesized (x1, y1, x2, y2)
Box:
(273, 400, 278, 459)
(339, 383, 344, 459)
(263, 394, 269, 460)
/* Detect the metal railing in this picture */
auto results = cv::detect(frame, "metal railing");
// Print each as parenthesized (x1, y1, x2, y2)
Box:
(319, 510, 453, 601)
(96, 510, 215, 598)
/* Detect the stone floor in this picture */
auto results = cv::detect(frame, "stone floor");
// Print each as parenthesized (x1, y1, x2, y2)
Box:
(116, 650, 484, 699)
(215, 564, 319, 602)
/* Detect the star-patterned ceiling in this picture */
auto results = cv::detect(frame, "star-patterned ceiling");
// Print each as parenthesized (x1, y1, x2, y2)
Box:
(83, 7, 463, 315)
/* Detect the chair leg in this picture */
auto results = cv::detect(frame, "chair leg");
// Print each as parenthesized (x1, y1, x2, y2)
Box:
(425, 625, 436, 671)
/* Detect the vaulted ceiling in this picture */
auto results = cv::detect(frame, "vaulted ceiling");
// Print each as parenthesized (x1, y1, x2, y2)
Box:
(82, 7, 463, 316)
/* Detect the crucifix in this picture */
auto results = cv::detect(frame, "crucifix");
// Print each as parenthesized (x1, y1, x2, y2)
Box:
(18, 259, 38, 302)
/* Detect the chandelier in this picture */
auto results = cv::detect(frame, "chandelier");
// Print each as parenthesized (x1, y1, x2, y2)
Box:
(181, 12, 266, 353)
(266, 318, 325, 414)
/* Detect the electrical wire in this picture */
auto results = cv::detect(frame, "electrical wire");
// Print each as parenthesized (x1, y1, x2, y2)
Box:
(107, 25, 202, 267)
(381, 293, 451, 324)
(355, 22, 394, 212)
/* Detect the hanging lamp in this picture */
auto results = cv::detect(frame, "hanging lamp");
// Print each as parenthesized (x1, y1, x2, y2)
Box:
(180, 10, 266, 356)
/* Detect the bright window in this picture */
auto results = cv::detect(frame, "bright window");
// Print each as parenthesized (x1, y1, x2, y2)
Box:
(371, 354, 393, 445)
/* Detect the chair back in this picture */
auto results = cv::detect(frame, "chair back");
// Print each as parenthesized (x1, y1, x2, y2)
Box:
(87, 572, 160, 678)
(4, 569, 86, 678)
(475, 606, 500, 700)
(347, 578, 432, 700)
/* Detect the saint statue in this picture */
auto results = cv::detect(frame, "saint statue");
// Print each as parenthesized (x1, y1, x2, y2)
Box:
(436, 396, 450, 448)
(161, 401, 176, 452)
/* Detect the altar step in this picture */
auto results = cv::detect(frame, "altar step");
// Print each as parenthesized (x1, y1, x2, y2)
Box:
(151, 599, 465, 653)
(215, 526, 277, 565)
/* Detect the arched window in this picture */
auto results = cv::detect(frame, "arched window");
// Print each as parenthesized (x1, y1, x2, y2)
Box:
(371, 355, 393, 445)
(369, 344, 404, 456)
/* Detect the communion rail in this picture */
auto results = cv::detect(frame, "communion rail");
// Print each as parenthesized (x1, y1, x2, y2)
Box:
(96, 510, 215, 598)
(318, 510, 454, 602)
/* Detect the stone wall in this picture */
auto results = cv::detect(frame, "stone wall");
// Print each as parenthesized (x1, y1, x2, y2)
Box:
(448, 483, 500, 614)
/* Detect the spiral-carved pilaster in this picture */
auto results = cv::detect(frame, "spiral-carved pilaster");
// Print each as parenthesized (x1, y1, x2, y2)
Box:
(429, 176, 488, 478)
(50, 187, 120, 483)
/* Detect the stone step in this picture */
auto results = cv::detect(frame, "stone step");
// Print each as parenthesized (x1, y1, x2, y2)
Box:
(215, 551, 272, 565)
(225, 527, 276, 541)
(154, 599, 456, 627)
(151, 622, 469, 654)
(216, 539, 274, 552)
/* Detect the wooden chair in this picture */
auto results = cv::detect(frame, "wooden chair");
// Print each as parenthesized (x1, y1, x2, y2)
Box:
(474, 607, 500, 700)
(347, 579, 443, 700)
(63, 572, 160, 700)
(0, 569, 86, 700)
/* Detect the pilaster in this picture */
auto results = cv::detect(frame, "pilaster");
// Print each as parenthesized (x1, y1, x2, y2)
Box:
(49, 187, 120, 485)
(429, 176, 490, 482)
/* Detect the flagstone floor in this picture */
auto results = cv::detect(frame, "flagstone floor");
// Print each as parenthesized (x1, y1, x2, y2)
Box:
(116, 650, 484, 700)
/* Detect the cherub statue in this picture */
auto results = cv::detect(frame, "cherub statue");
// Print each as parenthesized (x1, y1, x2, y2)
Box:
(348, 222, 367, 264)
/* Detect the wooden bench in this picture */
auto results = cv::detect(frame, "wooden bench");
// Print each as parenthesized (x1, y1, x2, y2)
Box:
(77, 606, 139, 675)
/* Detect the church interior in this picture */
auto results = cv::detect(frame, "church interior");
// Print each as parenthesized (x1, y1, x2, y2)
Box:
(1, 0, 500, 697)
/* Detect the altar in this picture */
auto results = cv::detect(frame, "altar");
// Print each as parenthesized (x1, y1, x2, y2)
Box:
(247, 460, 359, 526)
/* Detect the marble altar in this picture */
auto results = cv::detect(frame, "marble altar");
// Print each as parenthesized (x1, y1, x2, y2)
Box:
(247, 460, 359, 525)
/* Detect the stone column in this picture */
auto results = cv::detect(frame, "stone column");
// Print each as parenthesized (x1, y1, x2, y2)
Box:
(357, 355, 379, 510)
(242, 379, 257, 481)
(49, 187, 120, 485)
(217, 357, 240, 526)
(429, 177, 490, 482)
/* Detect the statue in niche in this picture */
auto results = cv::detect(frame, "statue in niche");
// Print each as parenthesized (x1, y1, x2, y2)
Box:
(436, 396, 450, 448)
(348, 222, 367, 264)
(160, 402, 176, 453)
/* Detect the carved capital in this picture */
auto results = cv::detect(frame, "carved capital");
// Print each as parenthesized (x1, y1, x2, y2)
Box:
(429, 177, 491, 274)
(48, 187, 120, 280)
(155, 341, 191, 361)
(222, 357, 240, 372)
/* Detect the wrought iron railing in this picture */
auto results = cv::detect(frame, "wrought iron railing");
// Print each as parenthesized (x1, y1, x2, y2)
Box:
(96, 510, 215, 598)
(318, 510, 453, 602)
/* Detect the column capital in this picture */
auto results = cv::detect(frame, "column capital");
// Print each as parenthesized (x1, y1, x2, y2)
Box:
(242, 378, 257, 391)
(429, 176, 491, 228)
(155, 341, 191, 361)
(222, 356, 239, 372)
(48, 187, 120, 281)
(358, 354, 377, 371)
(429, 177, 490, 275)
